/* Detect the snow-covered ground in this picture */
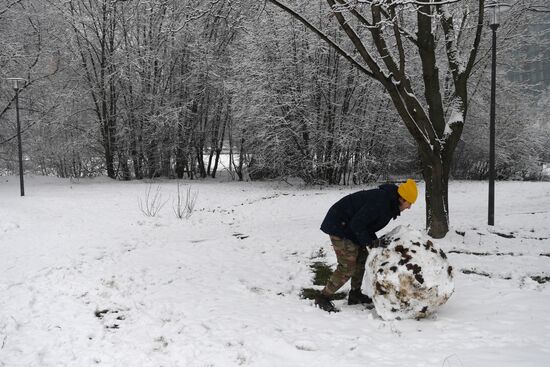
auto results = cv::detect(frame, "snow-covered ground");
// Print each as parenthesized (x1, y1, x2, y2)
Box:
(0, 176, 549, 367)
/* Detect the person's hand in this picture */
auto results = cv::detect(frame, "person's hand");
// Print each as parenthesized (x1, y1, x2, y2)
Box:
(369, 238, 383, 248)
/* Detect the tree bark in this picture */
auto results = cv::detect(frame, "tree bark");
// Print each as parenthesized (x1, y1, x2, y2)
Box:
(419, 146, 449, 238)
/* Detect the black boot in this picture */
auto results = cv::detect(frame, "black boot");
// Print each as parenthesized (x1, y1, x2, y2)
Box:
(348, 289, 373, 306)
(314, 293, 340, 313)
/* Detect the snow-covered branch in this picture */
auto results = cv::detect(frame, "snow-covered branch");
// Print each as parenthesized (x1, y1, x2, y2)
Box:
(0, 0, 24, 17)
(265, 0, 375, 78)
(354, 0, 463, 5)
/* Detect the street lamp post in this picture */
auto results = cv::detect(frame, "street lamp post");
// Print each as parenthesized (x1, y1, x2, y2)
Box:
(7, 77, 26, 197)
(488, 1, 500, 226)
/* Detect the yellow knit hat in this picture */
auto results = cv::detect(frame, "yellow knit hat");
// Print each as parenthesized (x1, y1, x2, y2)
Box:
(398, 179, 418, 204)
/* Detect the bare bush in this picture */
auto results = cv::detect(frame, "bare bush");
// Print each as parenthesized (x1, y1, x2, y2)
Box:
(138, 184, 168, 217)
(173, 182, 198, 220)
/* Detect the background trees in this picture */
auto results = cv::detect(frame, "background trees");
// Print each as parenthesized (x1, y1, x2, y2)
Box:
(233, 3, 415, 185)
(1, 0, 548, 234)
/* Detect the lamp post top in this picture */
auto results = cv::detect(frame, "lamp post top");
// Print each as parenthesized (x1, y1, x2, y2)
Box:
(5, 77, 26, 90)
(486, 0, 512, 27)
(488, 0, 501, 27)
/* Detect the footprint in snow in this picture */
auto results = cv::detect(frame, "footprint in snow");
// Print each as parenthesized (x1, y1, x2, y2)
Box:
(294, 340, 318, 351)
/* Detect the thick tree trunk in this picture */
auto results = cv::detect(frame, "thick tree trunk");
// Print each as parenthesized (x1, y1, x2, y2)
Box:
(419, 146, 449, 238)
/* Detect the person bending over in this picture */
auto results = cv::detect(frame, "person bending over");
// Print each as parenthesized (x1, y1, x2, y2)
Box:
(315, 179, 418, 313)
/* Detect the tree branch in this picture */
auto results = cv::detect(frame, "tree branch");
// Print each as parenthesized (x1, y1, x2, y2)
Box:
(325, 0, 384, 79)
(265, 0, 375, 78)
(417, 1, 445, 136)
(370, 4, 401, 79)
(389, 3, 406, 75)
(330, 0, 435, 147)
(463, 0, 485, 79)
(0, 0, 24, 17)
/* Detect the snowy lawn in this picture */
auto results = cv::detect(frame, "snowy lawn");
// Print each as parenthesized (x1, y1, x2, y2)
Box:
(1, 176, 549, 367)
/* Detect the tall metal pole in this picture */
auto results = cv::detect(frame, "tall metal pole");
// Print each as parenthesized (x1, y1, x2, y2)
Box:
(488, 23, 499, 226)
(15, 86, 25, 196)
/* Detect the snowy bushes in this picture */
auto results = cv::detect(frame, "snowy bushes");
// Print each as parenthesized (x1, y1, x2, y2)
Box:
(138, 182, 198, 219)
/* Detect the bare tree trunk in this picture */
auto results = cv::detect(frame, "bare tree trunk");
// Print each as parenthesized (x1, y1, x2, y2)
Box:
(212, 98, 230, 178)
(419, 146, 449, 237)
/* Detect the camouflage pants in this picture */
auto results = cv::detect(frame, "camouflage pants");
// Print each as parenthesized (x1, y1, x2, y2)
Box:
(322, 236, 369, 296)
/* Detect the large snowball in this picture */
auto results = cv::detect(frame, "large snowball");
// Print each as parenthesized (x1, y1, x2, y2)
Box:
(365, 225, 454, 321)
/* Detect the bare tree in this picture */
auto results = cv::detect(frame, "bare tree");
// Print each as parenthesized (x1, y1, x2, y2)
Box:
(57, 0, 122, 178)
(264, 0, 489, 238)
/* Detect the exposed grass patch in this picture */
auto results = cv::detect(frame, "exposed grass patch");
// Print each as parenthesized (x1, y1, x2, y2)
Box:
(300, 259, 346, 300)
(530, 275, 550, 284)
(310, 261, 333, 286)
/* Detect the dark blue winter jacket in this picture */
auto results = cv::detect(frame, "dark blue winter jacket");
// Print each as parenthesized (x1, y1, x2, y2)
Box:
(320, 184, 401, 247)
